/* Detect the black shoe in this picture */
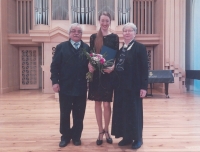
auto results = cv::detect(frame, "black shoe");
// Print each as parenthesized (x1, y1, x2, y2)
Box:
(104, 130, 113, 144)
(118, 138, 132, 146)
(96, 131, 105, 145)
(131, 139, 143, 149)
(72, 140, 81, 146)
(59, 140, 70, 147)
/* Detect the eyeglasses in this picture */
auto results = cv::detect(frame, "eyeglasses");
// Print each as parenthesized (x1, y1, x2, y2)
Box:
(70, 30, 82, 34)
(123, 30, 134, 33)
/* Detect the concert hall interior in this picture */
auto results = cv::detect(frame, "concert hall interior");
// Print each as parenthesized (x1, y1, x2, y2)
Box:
(0, 0, 200, 152)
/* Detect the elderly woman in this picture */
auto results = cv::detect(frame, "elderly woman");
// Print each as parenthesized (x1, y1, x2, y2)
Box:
(111, 23, 148, 149)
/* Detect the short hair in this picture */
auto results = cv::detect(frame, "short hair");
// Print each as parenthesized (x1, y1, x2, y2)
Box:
(123, 22, 137, 33)
(68, 23, 83, 34)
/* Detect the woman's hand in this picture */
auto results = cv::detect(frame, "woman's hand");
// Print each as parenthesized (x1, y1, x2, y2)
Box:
(52, 84, 60, 92)
(103, 64, 115, 74)
(88, 62, 95, 73)
(140, 89, 147, 98)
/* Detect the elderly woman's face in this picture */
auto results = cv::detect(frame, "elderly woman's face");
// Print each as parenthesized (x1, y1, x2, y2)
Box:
(123, 26, 136, 42)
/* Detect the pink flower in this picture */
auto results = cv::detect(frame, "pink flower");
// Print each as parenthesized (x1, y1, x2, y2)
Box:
(100, 58, 105, 64)
(90, 53, 93, 57)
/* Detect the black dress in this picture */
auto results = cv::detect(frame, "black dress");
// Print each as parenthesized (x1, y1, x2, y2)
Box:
(88, 33, 119, 102)
(111, 41, 148, 140)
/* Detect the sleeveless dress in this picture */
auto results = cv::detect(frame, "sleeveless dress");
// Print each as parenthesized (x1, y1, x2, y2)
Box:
(88, 33, 119, 102)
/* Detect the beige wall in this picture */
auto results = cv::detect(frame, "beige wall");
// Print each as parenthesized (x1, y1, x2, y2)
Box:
(0, 0, 188, 94)
(0, 0, 9, 93)
(42, 42, 58, 93)
(150, 0, 165, 92)
(163, 0, 186, 93)
(8, 0, 20, 91)
(154, 0, 164, 70)
(8, 45, 19, 91)
(0, 0, 20, 94)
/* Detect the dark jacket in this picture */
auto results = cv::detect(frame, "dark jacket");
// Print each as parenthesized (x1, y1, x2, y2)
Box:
(119, 41, 148, 91)
(50, 40, 89, 96)
(111, 41, 148, 140)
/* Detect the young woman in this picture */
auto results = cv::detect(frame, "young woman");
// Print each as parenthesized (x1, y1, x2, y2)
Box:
(88, 11, 119, 145)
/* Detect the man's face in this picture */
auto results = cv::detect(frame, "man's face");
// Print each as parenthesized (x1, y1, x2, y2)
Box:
(69, 26, 82, 42)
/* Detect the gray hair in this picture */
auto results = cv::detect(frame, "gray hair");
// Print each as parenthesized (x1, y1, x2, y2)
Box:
(122, 22, 137, 33)
(68, 23, 83, 34)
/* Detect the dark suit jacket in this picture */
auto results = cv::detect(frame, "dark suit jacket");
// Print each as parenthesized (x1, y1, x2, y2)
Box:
(50, 40, 90, 96)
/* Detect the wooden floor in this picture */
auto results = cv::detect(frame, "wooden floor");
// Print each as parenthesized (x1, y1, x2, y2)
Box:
(0, 90, 200, 152)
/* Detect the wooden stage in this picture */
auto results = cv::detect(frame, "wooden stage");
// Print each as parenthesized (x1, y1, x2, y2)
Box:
(0, 90, 200, 152)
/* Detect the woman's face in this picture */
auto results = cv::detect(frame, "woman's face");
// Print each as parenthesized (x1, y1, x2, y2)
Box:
(123, 26, 136, 42)
(99, 15, 110, 31)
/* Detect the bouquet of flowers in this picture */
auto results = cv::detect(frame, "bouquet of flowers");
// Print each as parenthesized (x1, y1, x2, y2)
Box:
(83, 49, 114, 82)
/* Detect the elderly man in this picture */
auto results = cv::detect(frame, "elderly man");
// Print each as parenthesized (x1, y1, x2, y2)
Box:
(50, 23, 89, 147)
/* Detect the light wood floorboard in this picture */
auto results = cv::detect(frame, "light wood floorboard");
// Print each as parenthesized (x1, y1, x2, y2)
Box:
(0, 90, 200, 152)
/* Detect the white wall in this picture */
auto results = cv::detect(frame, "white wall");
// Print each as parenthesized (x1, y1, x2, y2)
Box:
(193, 0, 200, 91)
(186, 0, 200, 91)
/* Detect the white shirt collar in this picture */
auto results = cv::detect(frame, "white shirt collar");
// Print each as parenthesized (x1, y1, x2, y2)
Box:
(123, 39, 134, 50)
(70, 40, 80, 46)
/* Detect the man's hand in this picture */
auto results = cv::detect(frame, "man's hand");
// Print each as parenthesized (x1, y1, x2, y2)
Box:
(140, 89, 147, 98)
(52, 84, 60, 92)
